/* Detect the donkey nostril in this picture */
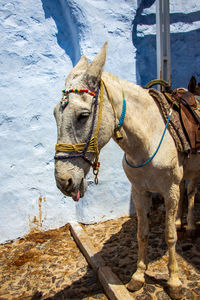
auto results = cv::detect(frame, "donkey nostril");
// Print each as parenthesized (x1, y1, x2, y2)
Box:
(66, 177, 73, 191)
(57, 175, 74, 193)
(67, 177, 73, 187)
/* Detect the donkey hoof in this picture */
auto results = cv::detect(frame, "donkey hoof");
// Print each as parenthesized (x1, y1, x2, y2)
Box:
(127, 278, 144, 292)
(168, 285, 183, 299)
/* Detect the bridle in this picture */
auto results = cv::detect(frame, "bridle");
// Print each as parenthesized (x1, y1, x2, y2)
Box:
(54, 81, 104, 184)
(54, 78, 126, 184)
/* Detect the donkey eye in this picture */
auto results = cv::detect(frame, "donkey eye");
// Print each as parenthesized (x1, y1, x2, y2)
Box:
(77, 112, 90, 121)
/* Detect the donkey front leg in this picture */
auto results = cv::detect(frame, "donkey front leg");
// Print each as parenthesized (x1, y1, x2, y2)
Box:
(127, 189, 150, 292)
(165, 184, 183, 299)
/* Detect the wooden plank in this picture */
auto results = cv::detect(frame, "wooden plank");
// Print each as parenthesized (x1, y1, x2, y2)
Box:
(69, 222, 105, 272)
(98, 266, 133, 300)
(70, 222, 133, 300)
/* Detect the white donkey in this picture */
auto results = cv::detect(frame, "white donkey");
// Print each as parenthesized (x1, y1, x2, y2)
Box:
(54, 43, 200, 299)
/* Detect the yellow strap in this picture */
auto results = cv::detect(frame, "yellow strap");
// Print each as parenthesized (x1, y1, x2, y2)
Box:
(92, 80, 104, 165)
(94, 80, 104, 139)
(195, 99, 199, 109)
(102, 80, 117, 127)
(163, 92, 180, 109)
(55, 137, 96, 153)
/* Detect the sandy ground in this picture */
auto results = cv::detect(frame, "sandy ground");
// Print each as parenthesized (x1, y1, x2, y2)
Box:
(0, 196, 200, 300)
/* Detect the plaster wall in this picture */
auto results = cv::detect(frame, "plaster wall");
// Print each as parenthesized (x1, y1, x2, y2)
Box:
(0, 0, 199, 243)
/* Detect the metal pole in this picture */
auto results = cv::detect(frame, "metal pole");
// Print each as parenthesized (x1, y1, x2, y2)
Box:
(156, 0, 171, 87)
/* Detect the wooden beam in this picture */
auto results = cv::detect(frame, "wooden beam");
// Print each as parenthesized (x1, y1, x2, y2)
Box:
(70, 222, 105, 272)
(70, 222, 133, 300)
(98, 266, 133, 300)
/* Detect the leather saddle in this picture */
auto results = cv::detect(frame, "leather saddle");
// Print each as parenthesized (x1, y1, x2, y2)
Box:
(165, 88, 200, 153)
(145, 79, 200, 153)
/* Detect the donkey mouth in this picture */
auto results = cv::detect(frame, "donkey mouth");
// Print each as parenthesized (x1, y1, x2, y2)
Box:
(59, 187, 83, 201)
(72, 190, 80, 202)
(57, 177, 86, 201)
(71, 178, 86, 202)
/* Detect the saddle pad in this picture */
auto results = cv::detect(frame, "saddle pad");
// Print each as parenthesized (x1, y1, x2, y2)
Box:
(171, 89, 200, 152)
(149, 89, 190, 153)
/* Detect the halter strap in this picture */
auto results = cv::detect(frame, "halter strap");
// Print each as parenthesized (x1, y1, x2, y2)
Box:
(102, 80, 126, 140)
(55, 81, 104, 181)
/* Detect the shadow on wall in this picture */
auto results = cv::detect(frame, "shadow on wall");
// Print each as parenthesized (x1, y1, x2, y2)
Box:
(132, 0, 200, 89)
(41, 0, 81, 66)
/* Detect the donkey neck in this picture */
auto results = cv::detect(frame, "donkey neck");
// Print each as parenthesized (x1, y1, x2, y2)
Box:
(102, 72, 166, 163)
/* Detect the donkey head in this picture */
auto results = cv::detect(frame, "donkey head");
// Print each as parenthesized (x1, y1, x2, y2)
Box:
(54, 42, 114, 201)
(188, 76, 200, 96)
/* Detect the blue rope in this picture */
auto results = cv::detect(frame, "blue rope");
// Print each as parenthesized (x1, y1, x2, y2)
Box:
(117, 90, 126, 128)
(124, 109, 172, 168)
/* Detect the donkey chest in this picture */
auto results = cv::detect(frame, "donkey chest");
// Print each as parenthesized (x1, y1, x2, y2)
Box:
(123, 158, 177, 192)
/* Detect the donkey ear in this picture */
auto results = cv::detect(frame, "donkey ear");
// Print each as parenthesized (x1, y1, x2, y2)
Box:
(85, 42, 108, 90)
(66, 56, 88, 82)
(73, 56, 88, 72)
(188, 76, 196, 93)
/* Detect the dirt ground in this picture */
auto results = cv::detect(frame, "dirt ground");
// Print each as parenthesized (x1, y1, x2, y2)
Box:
(0, 195, 200, 300)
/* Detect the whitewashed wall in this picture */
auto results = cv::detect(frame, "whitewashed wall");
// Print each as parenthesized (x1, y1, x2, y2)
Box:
(0, 0, 200, 243)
